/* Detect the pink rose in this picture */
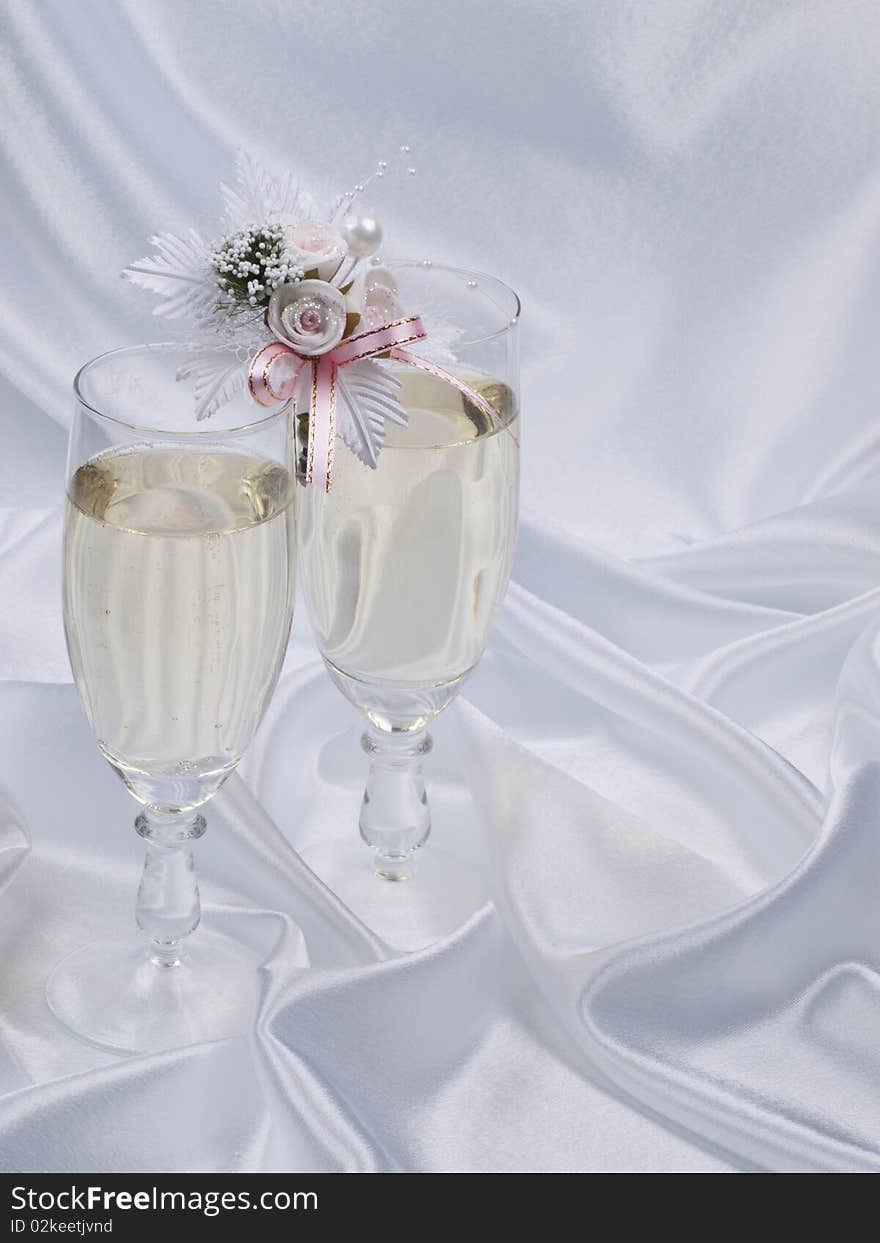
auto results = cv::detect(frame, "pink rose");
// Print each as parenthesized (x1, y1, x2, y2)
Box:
(361, 267, 404, 330)
(281, 218, 345, 281)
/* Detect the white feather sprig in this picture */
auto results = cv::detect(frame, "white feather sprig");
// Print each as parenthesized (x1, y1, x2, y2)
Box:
(176, 350, 248, 422)
(221, 151, 320, 231)
(408, 315, 461, 367)
(123, 229, 216, 321)
(336, 360, 408, 468)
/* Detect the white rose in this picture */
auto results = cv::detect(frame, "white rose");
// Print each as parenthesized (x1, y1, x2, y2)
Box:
(268, 280, 347, 356)
(280, 217, 345, 281)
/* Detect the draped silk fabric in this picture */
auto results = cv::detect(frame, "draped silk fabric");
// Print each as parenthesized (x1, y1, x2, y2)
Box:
(1, 0, 880, 1172)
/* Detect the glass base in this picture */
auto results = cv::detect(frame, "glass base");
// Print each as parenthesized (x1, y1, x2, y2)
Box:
(302, 838, 488, 951)
(46, 932, 258, 1055)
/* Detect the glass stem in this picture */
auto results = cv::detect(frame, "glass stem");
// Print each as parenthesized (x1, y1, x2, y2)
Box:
(134, 809, 207, 967)
(359, 726, 432, 881)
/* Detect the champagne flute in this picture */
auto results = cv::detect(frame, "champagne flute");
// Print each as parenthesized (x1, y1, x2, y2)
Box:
(297, 263, 519, 886)
(48, 344, 296, 1053)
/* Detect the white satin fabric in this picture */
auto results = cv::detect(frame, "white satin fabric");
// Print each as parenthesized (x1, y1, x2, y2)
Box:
(1, 0, 880, 1173)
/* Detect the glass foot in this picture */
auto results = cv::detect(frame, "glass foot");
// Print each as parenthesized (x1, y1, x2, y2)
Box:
(46, 931, 258, 1055)
(302, 838, 488, 951)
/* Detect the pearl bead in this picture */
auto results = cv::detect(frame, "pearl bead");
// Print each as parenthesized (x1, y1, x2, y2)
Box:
(341, 212, 383, 259)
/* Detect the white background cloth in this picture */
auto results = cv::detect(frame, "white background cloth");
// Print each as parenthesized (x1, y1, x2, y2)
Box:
(1, 0, 880, 1172)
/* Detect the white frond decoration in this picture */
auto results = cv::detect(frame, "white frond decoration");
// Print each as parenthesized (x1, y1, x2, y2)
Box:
(413, 316, 462, 367)
(176, 350, 247, 421)
(221, 151, 320, 230)
(123, 229, 216, 321)
(336, 361, 407, 468)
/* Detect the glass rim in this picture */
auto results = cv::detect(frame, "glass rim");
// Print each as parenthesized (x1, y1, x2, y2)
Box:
(73, 343, 292, 439)
(74, 263, 520, 433)
(384, 260, 521, 346)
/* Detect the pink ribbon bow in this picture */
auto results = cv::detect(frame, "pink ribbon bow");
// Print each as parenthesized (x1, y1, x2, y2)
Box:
(247, 315, 500, 491)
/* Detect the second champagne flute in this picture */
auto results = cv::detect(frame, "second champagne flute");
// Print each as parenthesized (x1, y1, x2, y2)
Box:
(298, 262, 520, 886)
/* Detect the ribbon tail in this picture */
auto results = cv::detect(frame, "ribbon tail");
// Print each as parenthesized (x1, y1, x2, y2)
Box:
(390, 347, 503, 430)
(306, 356, 337, 492)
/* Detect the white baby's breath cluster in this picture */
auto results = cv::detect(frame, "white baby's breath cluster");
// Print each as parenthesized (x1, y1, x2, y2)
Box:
(209, 223, 304, 313)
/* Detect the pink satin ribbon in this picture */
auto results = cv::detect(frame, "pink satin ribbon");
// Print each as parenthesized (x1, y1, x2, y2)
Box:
(248, 315, 501, 491)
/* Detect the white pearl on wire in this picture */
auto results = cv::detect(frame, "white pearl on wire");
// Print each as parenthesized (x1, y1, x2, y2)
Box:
(341, 212, 384, 259)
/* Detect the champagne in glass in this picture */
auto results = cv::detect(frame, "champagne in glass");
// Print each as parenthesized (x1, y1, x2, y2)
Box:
(65, 448, 294, 810)
(48, 346, 295, 1054)
(300, 369, 518, 727)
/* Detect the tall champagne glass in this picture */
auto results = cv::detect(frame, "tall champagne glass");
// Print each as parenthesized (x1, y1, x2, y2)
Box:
(48, 344, 296, 1053)
(298, 264, 519, 883)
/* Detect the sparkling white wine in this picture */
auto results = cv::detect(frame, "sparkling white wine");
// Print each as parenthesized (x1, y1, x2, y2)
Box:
(64, 447, 295, 810)
(298, 368, 519, 731)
